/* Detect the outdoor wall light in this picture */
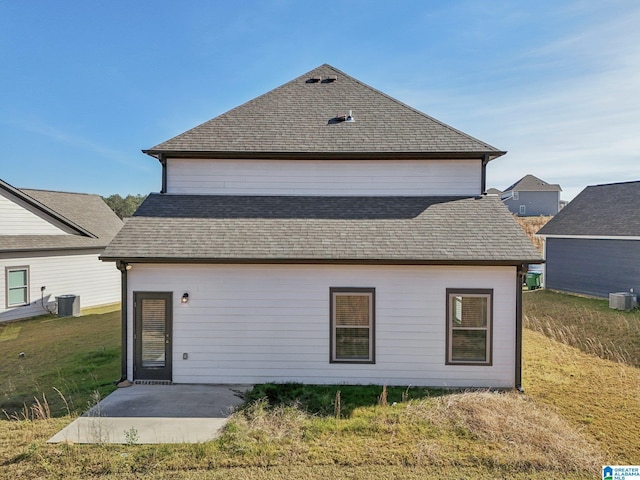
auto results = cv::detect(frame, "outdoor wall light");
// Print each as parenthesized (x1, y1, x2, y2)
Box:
(181, 293, 189, 304)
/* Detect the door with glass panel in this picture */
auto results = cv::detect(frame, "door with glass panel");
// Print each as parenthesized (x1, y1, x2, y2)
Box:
(134, 292, 172, 381)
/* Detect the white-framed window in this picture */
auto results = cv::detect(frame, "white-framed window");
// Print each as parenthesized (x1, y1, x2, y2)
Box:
(519, 205, 526, 215)
(330, 287, 375, 363)
(513, 191, 519, 200)
(6, 266, 29, 307)
(446, 289, 492, 365)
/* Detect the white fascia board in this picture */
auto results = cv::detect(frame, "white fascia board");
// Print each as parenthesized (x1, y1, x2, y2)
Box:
(536, 234, 640, 241)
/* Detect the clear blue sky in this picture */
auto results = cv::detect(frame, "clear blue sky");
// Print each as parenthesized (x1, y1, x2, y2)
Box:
(1, 1, 638, 201)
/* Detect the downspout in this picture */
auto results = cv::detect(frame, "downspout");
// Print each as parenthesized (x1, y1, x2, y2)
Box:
(481, 154, 489, 194)
(159, 154, 167, 194)
(515, 264, 525, 392)
(115, 261, 129, 385)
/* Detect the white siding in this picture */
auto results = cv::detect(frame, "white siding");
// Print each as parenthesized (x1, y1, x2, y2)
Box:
(127, 264, 517, 388)
(0, 190, 72, 235)
(0, 250, 120, 322)
(166, 159, 483, 196)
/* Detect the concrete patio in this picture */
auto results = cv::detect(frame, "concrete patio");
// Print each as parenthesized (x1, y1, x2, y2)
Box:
(47, 384, 251, 444)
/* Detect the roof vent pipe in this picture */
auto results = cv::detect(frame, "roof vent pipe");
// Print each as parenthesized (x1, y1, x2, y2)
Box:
(346, 110, 355, 122)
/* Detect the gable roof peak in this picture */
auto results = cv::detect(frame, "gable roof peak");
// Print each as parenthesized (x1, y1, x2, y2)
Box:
(504, 174, 561, 192)
(144, 64, 505, 160)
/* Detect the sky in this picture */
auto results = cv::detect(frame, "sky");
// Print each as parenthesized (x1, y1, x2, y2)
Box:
(1, 1, 639, 201)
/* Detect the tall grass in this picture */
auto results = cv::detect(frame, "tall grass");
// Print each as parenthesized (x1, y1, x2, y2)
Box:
(523, 290, 640, 366)
(514, 215, 551, 253)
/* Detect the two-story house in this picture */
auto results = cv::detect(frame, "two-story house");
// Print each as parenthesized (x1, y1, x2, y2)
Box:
(101, 64, 542, 389)
(499, 174, 562, 216)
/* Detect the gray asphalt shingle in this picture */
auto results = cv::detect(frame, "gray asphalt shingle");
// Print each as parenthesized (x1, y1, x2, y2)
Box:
(145, 64, 505, 158)
(101, 194, 542, 263)
(1, 182, 123, 252)
(537, 180, 640, 237)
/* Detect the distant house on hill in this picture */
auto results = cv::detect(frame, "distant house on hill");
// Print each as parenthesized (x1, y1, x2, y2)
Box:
(0, 179, 123, 322)
(496, 174, 562, 216)
(537, 180, 640, 298)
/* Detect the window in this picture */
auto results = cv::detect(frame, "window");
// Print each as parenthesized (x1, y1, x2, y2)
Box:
(513, 191, 519, 200)
(446, 289, 492, 365)
(330, 288, 375, 363)
(519, 205, 526, 215)
(6, 267, 29, 307)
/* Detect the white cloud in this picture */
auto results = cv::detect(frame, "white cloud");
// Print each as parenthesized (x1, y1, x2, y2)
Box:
(396, 3, 640, 201)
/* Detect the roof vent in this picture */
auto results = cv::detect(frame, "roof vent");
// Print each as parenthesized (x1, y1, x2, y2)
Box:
(306, 76, 322, 83)
(329, 110, 355, 124)
(322, 75, 337, 83)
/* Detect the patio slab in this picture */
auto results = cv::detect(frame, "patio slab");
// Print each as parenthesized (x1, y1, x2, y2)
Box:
(47, 384, 252, 444)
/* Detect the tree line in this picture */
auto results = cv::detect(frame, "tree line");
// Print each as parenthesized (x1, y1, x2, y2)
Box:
(101, 194, 147, 219)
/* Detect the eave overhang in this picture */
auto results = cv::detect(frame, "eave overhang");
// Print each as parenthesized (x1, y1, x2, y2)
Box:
(143, 150, 507, 162)
(100, 256, 542, 266)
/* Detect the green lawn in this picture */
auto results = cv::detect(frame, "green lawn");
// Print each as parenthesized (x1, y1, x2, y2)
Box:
(0, 308, 120, 419)
(1, 291, 638, 479)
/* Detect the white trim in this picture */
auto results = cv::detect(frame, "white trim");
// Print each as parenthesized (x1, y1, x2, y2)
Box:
(5, 266, 29, 307)
(537, 234, 640, 241)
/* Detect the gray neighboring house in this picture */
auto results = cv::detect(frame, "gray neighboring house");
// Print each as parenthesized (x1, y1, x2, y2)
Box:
(537, 180, 640, 298)
(500, 174, 562, 216)
(1, 179, 123, 322)
(101, 64, 542, 389)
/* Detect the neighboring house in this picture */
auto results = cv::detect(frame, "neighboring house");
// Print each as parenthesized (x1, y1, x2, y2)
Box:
(537, 180, 640, 298)
(500, 174, 562, 216)
(0, 179, 123, 322)
(101, 64, 542, 389)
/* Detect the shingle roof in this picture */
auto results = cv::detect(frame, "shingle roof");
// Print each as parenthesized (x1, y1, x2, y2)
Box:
(504, 174, 561, 193)
(537, 180, 640, 237)
(0, 180, 123, 252)
(101, 194, 542, 264)
(144, 64, 505, 159)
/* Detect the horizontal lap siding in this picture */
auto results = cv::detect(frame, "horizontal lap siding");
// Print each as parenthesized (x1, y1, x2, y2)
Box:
(127, 264, 516, 387)
(166, 159, 482, 196)
(0, 191, 68, 235)
(545, 237, 640, 298)
(0, 251, 120, 322)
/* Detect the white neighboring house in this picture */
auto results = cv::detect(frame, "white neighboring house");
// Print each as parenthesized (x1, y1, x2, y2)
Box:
(101, 64, 542, 389)
(1, 179, 123, 322)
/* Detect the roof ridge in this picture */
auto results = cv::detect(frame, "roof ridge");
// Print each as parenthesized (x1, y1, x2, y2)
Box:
(144, 64, 506, 157)
(587, 179, 640, 188)
(20, 187, 96, 197)
(0, 179, 97, 238)
(325, 64, 502, 154)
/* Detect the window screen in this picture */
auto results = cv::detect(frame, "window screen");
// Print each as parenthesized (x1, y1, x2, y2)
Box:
(331, 288, 375, 363)
(447, 289, 492, 365)
(6, 267, 29, 307)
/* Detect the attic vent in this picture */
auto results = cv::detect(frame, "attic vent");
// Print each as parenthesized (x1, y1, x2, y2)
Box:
(307, 75, 338, 84)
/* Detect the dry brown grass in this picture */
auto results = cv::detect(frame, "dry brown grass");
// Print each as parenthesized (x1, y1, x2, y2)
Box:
(524, 329, 640, 463)
(515, 215, 552, 253)
(406, 391, 603, 474)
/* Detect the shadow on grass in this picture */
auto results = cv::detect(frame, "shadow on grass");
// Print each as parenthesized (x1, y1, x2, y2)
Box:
(242, 383, 449, 417)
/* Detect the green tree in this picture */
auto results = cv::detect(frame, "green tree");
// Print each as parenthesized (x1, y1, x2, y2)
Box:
(102, 194, 146, 219)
